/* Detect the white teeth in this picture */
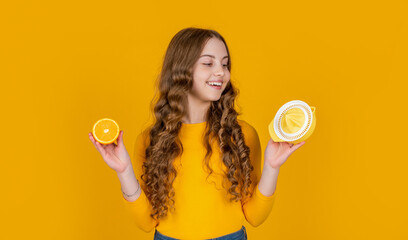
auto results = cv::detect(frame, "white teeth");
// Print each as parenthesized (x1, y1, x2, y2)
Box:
(207, 82, 222, 86)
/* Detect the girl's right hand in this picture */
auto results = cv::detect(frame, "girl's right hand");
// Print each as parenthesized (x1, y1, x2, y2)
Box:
(88, 130, 131, 174)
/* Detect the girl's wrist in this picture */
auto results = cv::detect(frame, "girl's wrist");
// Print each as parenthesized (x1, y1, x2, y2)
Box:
(117, 163, 134, 178)
(263, 162, 280, 172)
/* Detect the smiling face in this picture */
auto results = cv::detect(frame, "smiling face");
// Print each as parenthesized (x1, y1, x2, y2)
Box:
(189, 37, 231, 104)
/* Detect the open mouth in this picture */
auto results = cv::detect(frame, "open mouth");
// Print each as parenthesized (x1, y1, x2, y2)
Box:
(206, 81, 222, 89)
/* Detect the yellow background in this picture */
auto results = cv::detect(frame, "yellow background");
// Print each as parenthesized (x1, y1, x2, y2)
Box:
(1, 0, 407, 239)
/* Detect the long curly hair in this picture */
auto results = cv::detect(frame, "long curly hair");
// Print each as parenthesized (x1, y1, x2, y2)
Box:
(140, 27, 256, 223)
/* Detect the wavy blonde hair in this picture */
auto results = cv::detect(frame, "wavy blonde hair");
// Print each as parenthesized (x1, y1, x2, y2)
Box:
(140, 27, 256, 223)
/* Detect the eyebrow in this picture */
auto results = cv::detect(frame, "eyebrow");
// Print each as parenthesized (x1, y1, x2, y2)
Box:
(200, 54, 229, 59)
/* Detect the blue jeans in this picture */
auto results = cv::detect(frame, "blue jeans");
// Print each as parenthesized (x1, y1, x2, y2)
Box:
(153, 226, 248, 240)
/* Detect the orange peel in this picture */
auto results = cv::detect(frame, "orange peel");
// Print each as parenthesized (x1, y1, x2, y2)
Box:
(92, 118, 120, 144)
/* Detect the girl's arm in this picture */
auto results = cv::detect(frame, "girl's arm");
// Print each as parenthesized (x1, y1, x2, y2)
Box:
(261, 138, 305, 196)
(120, 130, 159, 233)
(239, 120, 305, 227)
(117, 164, 142, 202)
(257, 166, 280, 197)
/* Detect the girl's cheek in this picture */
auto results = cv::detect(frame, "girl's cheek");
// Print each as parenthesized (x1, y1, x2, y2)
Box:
(197, 69, 210, 77)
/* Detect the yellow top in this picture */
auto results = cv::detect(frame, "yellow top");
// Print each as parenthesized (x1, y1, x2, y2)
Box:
(121, 119, 277, 239)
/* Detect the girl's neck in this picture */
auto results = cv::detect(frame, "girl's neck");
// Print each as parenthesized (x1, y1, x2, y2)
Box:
(182, 95, 211, 124)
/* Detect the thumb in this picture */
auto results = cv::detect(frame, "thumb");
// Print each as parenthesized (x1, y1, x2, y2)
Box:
(290, 141, 305, 152)
(117, 130, 124, 147)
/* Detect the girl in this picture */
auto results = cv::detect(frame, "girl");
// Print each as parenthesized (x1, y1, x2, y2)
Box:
(89, 27, 305, 240)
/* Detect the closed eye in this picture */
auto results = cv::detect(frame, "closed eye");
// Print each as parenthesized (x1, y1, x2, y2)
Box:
(203, 63, 228, 67)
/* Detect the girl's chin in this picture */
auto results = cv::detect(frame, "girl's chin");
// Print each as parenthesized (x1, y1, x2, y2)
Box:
(190, 92, 222, 102)
(208, 96, 222, 102)
(200, 97, 221, 103)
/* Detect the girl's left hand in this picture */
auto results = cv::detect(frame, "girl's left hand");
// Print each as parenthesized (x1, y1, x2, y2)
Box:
(264, 138, 306, 169)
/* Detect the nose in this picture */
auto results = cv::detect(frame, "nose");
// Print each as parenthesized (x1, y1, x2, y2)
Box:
(214, 63, 225, 77)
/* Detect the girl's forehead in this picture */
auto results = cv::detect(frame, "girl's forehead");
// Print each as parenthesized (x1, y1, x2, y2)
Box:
(201, 38, 228, 56)
(199, 54, 229, 61)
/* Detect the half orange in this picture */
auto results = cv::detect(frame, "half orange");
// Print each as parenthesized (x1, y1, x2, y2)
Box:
(92, 118, 120, 144)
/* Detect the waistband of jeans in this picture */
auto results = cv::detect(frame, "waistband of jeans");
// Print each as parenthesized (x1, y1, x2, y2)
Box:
(154, 226, 246, 240)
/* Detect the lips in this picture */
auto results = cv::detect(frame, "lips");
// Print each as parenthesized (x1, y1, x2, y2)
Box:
(206, 82, 222, 89)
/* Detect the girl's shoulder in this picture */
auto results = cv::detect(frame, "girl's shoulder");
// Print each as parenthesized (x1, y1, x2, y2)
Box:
(237, 118, 251, 128)
(237, 119, 259, 141)
(134, 127, 152, 150)
(237, 118, 256, 132)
